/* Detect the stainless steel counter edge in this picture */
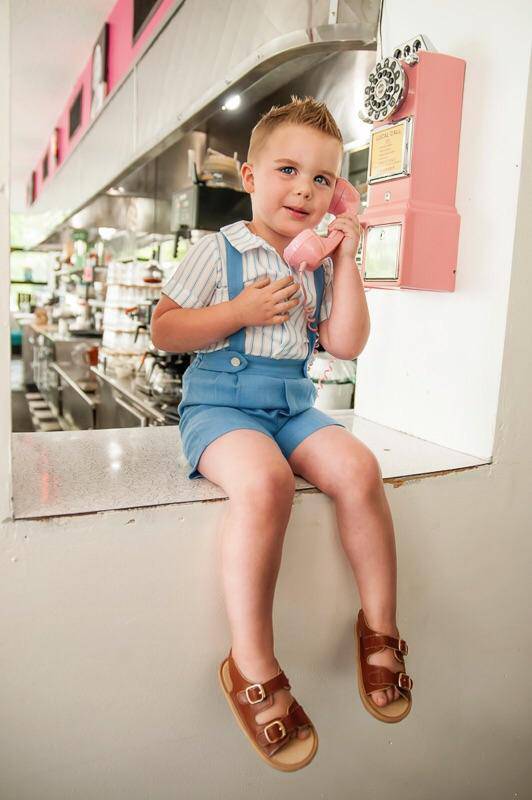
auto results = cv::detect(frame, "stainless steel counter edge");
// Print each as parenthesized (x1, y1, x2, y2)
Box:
(29, 322, 103, 344)
(90, 367, 166, 424)
(50, 363, 97, 408)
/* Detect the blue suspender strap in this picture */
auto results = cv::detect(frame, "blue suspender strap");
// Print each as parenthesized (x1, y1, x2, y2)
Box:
(222, 234, 246, 353)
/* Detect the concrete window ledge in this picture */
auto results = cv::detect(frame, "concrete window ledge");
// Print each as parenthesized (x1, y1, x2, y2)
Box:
(11, 411, 490, 520)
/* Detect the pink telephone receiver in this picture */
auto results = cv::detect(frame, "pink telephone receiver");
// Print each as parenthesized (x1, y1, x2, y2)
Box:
(283, 178, 360, 271)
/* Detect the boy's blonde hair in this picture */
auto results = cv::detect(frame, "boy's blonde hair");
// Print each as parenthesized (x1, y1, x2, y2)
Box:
(247, 95, 343, 163)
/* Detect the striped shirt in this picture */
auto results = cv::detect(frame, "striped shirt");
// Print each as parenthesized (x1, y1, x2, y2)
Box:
(161, 220, 333, 360)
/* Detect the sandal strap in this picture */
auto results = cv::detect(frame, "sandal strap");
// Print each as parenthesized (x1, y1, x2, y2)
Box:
(226, 651, 292, 707)
(236, 671, 291, 706)
(256, 701, 312, 756)
(365, 665, 413, 695)
(362, 633, 409, 656)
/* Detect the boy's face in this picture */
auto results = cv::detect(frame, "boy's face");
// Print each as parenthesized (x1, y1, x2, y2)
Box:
(241, 123, 343, 238)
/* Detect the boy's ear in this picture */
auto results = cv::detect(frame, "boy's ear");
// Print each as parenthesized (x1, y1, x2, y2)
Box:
(241, 162, 254, 194)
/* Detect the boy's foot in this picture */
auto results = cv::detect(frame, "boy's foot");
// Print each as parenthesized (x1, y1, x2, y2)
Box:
(231, 654, 310, 740)
(355, 609, 413, 723)
(219, 650, 318, 772)
(363, 618, 402, 707)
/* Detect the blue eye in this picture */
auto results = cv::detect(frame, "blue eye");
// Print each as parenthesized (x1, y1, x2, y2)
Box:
(278, 167, 329, 185)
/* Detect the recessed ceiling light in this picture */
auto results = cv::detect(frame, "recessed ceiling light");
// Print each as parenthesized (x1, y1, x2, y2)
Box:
(222, 94, 241, 111)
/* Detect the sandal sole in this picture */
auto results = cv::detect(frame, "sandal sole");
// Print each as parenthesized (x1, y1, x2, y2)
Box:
(354, 619, 412, 724)
(218, 658, 318, 772)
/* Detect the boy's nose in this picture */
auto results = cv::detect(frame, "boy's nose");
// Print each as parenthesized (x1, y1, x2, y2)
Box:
(295, 184, 312, 199)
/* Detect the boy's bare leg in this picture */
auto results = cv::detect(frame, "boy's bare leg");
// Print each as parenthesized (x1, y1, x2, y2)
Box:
(288, 424, 403, 708)
(198, 429, 310, 738)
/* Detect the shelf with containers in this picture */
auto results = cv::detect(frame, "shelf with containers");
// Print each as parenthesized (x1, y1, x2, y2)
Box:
(99, 260, 162, 374)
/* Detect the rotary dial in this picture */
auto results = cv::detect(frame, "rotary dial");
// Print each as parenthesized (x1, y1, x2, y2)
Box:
(362, 57, 408, 123)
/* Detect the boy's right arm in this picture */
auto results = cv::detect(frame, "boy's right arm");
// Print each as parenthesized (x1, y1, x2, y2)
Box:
(151, 275, 301, 353)
(150, 293, 243, 353)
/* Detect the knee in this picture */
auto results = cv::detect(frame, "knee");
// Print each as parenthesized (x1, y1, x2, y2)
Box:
(332, 447, 383, 502)
(234, 461, 296, 511)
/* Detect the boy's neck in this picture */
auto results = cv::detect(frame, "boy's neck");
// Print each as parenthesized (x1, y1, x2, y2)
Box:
(245, 218, 292, 260)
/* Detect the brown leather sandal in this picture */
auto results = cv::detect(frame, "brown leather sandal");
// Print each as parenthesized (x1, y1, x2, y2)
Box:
(218, 649, 318, 771)
(355, 609, 413, 723)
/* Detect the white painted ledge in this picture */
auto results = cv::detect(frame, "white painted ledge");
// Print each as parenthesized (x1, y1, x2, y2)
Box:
(11, 410, 489, 519)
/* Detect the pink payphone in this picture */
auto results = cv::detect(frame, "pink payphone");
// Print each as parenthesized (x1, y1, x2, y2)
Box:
(358, 35, 466, 291)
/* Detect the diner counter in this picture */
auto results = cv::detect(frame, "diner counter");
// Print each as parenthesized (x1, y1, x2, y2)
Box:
(28, 322, 102, 344)
(11, 411, 490, 519)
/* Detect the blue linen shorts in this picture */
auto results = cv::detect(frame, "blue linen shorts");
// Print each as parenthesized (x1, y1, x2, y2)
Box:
(177, 348, 344, 480)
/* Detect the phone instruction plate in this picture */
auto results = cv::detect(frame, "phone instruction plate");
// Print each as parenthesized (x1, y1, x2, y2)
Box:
(367, 117, 413, 184)
(364, 224, 402, 280)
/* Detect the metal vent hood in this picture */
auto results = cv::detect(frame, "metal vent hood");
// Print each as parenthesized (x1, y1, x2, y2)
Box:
(68, 195, 169, 235)
(36, 131, 207, 249)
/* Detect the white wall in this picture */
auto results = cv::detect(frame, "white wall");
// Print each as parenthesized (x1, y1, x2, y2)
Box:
(355, 1, 531, 460)
(0, 0, 12, 521)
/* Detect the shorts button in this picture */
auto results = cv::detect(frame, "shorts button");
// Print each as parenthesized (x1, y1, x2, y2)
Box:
(230, 357, 241, 367)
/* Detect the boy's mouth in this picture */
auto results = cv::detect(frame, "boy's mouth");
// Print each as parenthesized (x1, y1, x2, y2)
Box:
(283, 206, 310, 220)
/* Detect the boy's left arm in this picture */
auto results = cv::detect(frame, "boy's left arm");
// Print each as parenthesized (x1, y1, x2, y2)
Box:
(317, 211, 370, 361)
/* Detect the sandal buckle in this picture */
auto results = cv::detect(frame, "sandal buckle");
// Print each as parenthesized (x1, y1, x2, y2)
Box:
(397, 639, 408, 656)
(245, 683, 266, 704)
(397, 672, 413, 690)
(263, 719, 287, 744)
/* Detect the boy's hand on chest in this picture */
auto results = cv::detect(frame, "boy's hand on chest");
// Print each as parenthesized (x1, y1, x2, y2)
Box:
(233, 274, 301, 328)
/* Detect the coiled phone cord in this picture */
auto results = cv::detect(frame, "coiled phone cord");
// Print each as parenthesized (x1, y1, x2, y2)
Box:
(295, 265, 334, 392)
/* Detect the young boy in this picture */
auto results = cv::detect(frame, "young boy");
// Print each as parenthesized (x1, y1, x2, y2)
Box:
(151, 96, 412, 771)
